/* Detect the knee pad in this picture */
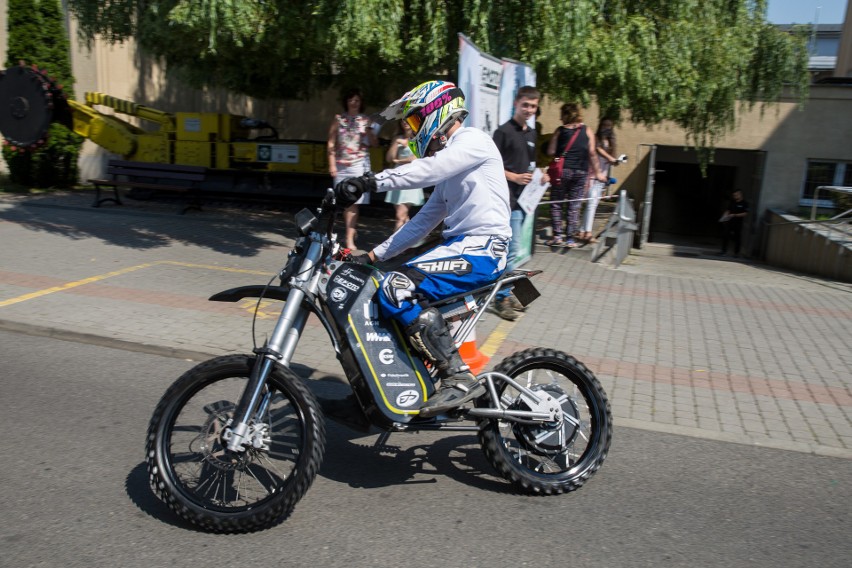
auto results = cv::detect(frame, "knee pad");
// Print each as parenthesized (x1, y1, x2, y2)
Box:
(381, 271, 416, 309)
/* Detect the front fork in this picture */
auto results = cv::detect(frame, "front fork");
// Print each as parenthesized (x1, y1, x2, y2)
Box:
(223, 239, 324, 453)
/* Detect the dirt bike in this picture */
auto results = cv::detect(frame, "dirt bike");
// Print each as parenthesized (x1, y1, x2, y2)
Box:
(146, 190, 612, 533)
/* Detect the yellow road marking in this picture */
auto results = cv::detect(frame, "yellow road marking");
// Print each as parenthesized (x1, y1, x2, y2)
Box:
(0, 262, 160, 308)
(0, 260, 274, 309)
(1, 257, 518, 361)
(479, 317, 515, 358)
(158, 261, 272, 276)
(238, 298, 280, 319)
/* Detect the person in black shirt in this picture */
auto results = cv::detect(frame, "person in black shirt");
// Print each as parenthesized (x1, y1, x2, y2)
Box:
(491, 86, 543, 320)
(720, 189, 749, 256)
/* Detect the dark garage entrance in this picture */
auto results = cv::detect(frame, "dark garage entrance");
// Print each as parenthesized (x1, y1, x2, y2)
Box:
(646, 147, 765, 250)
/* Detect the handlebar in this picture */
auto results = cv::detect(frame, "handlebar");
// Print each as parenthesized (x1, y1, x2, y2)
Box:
(321, 188, 339, 241)
(321, 187, 336, 209)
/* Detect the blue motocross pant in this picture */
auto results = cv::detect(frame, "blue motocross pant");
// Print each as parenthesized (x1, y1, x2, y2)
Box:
(377, 234, 509, 327)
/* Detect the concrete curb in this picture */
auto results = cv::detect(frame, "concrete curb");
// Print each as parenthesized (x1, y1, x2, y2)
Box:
(0, 318, 216, 362)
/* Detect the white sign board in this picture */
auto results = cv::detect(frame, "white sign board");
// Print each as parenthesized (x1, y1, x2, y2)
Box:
(517, 168, 549, 216)
(256, 144, 299, 163)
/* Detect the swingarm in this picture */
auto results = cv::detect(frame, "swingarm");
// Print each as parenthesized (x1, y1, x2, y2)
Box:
(466, 371, 578, 426)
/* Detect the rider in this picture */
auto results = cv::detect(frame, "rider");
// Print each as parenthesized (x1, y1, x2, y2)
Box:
(334, 80, 512, 417)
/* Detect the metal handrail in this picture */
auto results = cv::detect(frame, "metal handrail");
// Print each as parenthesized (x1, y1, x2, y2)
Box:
(590, 190, 638, 267)
(760, 208, 851, 282)
(763, 216, 851, 230)
(811, 185, 852, 221)
(764, 217, 850, 238)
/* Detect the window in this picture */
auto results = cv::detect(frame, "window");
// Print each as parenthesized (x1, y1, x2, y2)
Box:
(800, 160, 851, 207)
(812, 36, 840, 57)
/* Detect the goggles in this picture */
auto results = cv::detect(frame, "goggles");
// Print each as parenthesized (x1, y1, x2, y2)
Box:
(403, 88, 464, 134)
(404, 112, 424, 134)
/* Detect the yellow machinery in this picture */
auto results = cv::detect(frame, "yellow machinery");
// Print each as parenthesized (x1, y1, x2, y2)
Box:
(0, 64, 384, 196)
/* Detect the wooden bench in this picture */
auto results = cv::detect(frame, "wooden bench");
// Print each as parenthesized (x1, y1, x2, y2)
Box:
(89, 160, 208, 214)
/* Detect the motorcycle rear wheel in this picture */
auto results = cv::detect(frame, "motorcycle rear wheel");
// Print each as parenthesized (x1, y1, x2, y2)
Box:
(478, 348, 612, 494)
(146, 355, 325, 532)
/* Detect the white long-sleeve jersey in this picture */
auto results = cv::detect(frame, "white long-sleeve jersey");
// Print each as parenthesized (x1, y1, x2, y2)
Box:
(372, 126, 511, 261)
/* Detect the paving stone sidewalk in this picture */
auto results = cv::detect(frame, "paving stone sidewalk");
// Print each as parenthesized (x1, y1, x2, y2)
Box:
(1, 189, 850, 458)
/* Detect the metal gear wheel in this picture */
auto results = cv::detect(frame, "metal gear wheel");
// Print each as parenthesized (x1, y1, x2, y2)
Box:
(0, 64, 67, 150)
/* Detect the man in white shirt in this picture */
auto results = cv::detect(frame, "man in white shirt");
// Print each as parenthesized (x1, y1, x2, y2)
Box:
(335, 80, 511, 417)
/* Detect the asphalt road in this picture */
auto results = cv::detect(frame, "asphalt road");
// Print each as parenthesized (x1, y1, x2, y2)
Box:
(0, 329, 849, 568)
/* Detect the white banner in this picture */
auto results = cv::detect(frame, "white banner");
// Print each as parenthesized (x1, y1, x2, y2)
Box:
(458, 34, 502, 136)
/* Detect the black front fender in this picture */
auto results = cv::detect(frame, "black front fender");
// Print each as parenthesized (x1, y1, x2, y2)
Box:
(208, 285, 290, 303)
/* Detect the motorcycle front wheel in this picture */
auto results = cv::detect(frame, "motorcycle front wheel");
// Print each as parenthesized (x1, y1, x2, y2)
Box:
(477, 348, 612, 494)
(146, 355, 326, 532)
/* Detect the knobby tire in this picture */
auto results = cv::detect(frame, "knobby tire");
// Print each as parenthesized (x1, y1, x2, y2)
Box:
(146, 355, 326, 532)
(478, 348, 612, 494)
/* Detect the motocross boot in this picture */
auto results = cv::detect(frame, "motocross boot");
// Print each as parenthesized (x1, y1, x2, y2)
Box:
(406, 307, 485, 417)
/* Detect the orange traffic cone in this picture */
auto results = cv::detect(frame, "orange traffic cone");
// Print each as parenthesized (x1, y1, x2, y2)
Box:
(457, 327, 490, 375)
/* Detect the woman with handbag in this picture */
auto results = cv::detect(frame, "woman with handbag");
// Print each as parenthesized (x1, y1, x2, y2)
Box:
(545, 103, 607, 247)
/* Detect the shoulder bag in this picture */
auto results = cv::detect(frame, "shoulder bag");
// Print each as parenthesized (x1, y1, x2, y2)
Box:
(546, 126, 583, 185)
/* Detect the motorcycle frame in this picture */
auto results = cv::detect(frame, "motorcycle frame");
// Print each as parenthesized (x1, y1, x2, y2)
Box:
(213, 203, 555, 451)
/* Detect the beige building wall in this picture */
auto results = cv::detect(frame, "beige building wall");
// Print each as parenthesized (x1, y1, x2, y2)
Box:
(0, 1, 6, 66)
(757, 86, 852, 212)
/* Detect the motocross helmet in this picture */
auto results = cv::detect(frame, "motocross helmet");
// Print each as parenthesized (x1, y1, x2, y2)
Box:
(379, 81, 468, 158)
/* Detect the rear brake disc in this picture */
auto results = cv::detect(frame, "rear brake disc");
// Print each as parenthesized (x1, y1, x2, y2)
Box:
(511, 384, 580, 456)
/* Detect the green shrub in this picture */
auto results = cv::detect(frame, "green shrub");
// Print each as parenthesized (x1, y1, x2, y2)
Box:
(31, 125, 82, 187)
(834, 190, 852, 215)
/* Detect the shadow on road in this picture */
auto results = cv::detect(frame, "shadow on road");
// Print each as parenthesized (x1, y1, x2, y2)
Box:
(303, 373, 511, 493)
(0, 191, 398, 257)
(124, 462, 206, 532)
(318, 427, 510, 493)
